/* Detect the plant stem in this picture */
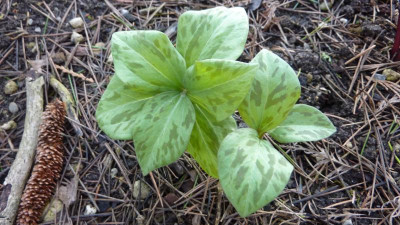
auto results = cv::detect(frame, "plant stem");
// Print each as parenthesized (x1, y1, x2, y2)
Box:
(391, 3, 400, 61)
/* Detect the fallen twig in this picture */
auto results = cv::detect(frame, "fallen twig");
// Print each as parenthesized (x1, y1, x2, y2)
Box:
(0, 76, 44, 225)
(49, 76, 83, 137)
(54, 64, 94, 83)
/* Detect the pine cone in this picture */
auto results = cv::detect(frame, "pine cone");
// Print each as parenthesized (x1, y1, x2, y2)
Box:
(17, 99, 66, 225)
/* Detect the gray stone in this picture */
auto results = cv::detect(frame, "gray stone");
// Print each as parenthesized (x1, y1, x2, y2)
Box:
(133, 180, 151, 200)
(4, 80, 18, 95)
(0, 120, 17, 131)
(93, 42, 106, 55)
(120, 9, 135, 22)
(34, 27, 41, 33)
(383, 69, 400, 82)
(373, 73, 386, 81)
(342, 219, 353, 225)
(71, 32, 84, 44)
(320, 1, 333, 11)
(110, 168, 118, 178)
(27, 18, 33, 25)
(69, 17, 84, 28)
(362, 24, 382, 37)
(9, 102, 19, 113)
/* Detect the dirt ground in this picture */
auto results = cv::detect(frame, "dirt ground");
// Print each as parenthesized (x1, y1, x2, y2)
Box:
(0, 0, 400, 224)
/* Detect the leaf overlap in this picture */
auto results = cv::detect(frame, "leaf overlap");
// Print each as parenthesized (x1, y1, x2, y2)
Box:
(97, 7, 253, 176)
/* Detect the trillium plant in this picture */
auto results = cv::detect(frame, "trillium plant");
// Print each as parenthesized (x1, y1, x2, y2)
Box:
(96, 7, 336, 217)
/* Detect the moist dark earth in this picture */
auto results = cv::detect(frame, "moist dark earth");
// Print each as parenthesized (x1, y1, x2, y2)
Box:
(1, 0, 400, 224)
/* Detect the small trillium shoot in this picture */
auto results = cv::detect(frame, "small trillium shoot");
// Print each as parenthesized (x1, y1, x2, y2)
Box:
(218, 49, 336, 217)
(96, 6, 336, 218)
(96, 7, 255, 175)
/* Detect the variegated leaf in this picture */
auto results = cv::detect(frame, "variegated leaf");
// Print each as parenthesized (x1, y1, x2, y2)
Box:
(238, 49, 301, 135)
(96, 75, 154, 140)
(185, 59, 257, 121)
(112, 30, 186, 89)
(269, 104, 336, 143)
(132, 91, 195, 175)
(177, 7, 249, 67)
(187, 105, 236, 178)
(218, 128, 293, 217)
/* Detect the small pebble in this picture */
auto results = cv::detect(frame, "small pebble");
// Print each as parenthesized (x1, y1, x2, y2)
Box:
(0, 120, 17, 131)
(4, 80, 18, 95)
(181, 180, 194, 193)
(362, 24, 382, 37)
(107, 53, 113, 64)
(169, 162, 184, 176)
(164, 193, 179, 205)
(320, 1, 333, 11)
(69, 17, 84, 28)
(93, 42, 106, 55)
(110, 168, 118, 178)
(339, 18, 348, 25)
(34, 27, 41, 33)
(71, 31, 84, 44)
(394, 143, 400, 152)
(26, 42, 36, 51)
(43, 199, 63, 222)
(120, 9, 135, 22)
(51, 52, 66, 64)
(306, 73, 313, 83)
(133, 180, 151, 200)
(8, 102, 18, 114)
(188, 170, 197, 182)
(342, 219, 353, 225)
(27, 18, 33, 25)
(373, 73, 386, 81)
(84, 204, 97, 215)
(383, 69, 400, 82)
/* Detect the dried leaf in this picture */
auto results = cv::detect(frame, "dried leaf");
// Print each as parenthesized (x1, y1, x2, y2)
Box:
(42, 198, 63, 222)
(27, 59, 48, 73)
(58, 175, 78, 208)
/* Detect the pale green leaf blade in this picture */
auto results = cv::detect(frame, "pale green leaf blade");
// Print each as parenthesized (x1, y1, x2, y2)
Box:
(177, 7, 249, 67)
(187, 105, 236, 178)
(112, 30, 186, 89)
(238, 49, 301, 135)
(269, 104, 336, 143)
(96, 75, 154, 140)
(132, 91, 196, 175)
(186, 59, 258, 121)
(218, 128, 293, 217)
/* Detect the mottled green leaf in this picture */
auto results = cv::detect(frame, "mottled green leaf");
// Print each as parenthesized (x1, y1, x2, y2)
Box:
(239, 50, 301, 135)
(269, 104, 336, 143)
(96, 75, 155, 140)
(187, 105, 236, 178)
(185, 59, 257, 121)
(132, 91, 195, 175)
(112, 30, 186, 89)
(177, 7, 249, 67)
(218, 128, 293, 217)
